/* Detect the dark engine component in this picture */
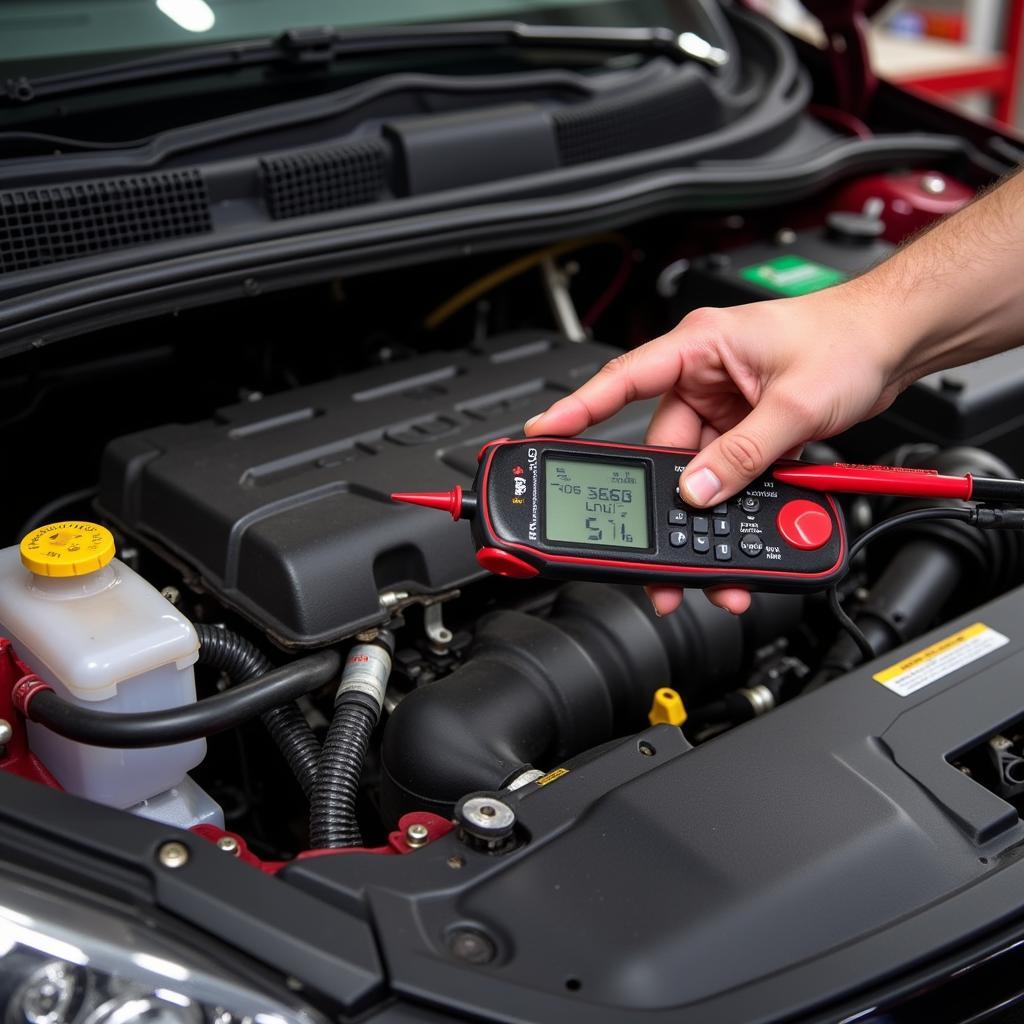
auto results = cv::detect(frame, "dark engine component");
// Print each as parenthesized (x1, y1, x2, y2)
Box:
(381, 582, 801, 818)
(97, 333, 655, 649)
(842, 353, 1024, 475)
(817, 447, 1024, 682)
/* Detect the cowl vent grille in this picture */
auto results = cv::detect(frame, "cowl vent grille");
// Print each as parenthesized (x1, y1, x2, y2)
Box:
(0, 170, 212, 274)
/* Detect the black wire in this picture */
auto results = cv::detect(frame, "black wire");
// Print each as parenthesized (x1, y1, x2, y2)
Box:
(829, 506, 975, 665)
(847, 506, 974, 563)
(827, 584, 875, 662)
(15, 486, 98, 542)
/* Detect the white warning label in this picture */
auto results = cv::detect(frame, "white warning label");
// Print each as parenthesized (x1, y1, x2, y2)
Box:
(873, 622, 1009, 697)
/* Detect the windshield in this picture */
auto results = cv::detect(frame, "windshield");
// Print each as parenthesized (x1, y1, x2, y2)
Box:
(1, 0, 695, 65)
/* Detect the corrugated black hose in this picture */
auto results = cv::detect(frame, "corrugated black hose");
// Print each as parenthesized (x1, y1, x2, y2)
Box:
(310, 631, 394, 849)
(194, 624, 321, 800)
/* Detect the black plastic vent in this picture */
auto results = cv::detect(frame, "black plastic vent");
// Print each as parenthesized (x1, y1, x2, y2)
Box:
(553, 75, 720, 166)
(0, 171, 212, 274)
(261, 140, 388, 220)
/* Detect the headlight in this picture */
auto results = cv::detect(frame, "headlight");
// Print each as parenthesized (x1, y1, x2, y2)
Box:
(0, 874, 326, 1024)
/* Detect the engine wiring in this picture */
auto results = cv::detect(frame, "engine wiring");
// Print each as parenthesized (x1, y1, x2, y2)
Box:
(423, 233, 630, 330)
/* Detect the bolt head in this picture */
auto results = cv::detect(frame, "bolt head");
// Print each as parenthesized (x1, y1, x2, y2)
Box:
(0, 719, 13, 746)
(405, 823, 430, 848)
(448, 928, 496, 965)
(157, 841, 189, 869)
(920, 173, 947, 195)
(216, 835, 240, 855)
(460, 795, 515, 833)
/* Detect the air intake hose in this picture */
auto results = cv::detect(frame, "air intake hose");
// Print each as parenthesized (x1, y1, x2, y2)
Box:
(380, 583, 800, 820)
(814, 446, 1024, 684)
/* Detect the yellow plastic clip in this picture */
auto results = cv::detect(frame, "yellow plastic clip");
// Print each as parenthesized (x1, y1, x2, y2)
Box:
(648, 686, 687, 728)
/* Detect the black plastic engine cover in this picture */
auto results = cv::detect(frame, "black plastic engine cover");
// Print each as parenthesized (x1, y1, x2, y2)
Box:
(97, 333, 655, 648)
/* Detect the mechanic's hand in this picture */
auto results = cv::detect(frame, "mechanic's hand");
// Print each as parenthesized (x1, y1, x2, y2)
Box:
(524, 287, 909, 616)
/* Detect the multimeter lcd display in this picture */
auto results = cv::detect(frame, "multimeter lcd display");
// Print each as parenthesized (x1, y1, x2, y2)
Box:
(544, 458, 649, 549)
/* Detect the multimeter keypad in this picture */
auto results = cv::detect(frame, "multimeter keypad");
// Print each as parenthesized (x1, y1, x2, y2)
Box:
(667, 490, 768, 562)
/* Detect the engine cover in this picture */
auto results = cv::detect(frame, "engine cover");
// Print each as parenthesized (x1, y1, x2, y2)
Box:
(98, 333, 654, 647)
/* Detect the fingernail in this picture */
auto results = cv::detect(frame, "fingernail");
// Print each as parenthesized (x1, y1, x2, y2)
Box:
(681, 467, 722, 506)
(524, 414, 541, 432)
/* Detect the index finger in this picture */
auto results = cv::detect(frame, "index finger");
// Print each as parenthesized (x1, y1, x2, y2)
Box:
(524, 335, 684, 437)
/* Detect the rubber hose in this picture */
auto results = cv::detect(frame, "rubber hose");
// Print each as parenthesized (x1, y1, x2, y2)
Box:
(24, 651, 340, 748)
(309, 696, 378, 849)
(194, 625, 321, 799)
(310, 634, 394, 850)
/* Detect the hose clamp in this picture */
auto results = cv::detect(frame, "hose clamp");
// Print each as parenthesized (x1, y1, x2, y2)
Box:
(336, 643, 392, 710)
(12, 674, 53, 716)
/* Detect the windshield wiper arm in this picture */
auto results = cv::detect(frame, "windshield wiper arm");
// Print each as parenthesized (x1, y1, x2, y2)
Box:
(1, 20, 728, 106)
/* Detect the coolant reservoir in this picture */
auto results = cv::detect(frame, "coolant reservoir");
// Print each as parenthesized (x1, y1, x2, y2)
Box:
(0, 521, 204, 808)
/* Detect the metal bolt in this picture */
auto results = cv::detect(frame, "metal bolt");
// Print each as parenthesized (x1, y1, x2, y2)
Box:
(638, 741, 657, 757)
(456, 794, 517, 853)
(157, 841, 190, 869)
(160, 586, 180, 606)
(738, 684, 775, 717)
(447, 855, 465, 869)
(0, 719, 13, 747)
(460, 796, 515, 832)
(448, 928, 496, 965)
(774, 228, 797, 246)
(216, 835, 240, 856)
(920, 173, 947, 195)
(405, 823, 430, 848)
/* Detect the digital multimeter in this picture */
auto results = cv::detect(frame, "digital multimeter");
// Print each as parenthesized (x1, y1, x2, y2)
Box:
(392, 437, 850, 592)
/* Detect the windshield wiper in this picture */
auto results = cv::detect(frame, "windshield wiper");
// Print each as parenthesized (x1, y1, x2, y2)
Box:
(1, 20, 728, 106)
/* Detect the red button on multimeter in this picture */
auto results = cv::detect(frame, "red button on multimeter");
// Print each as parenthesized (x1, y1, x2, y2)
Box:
(393, 437, 850, 594)
(776, 499, 833, 551)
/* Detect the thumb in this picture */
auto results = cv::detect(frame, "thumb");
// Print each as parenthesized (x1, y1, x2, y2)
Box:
(679, 393, 812, 507)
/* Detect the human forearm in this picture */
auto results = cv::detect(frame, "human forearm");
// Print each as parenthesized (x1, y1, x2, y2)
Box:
(849, 167, 1024, 389)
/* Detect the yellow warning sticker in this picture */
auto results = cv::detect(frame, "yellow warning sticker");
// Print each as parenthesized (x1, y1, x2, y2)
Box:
(535, 768, 569, 787)
(873, 622, 1009, 697)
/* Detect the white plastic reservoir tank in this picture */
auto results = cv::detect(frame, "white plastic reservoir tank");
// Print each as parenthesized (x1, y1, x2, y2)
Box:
(0, 521, 206, 809)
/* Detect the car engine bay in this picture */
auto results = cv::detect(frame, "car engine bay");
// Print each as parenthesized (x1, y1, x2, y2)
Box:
(5, 3, 1024, 1022)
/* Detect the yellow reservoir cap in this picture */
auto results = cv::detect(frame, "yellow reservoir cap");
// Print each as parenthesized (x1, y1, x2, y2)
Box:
(648, 686, 687, 728)
(20, 521, 116, 578)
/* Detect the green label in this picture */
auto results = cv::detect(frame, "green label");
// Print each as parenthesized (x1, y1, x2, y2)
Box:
(738, 255, 846, 297)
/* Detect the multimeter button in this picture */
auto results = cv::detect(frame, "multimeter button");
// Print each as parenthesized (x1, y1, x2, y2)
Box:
(693, 535, 710, 554)
(739, 535, 763, 557)
(776, 500, 833, 550)
(668, 509, 687, 526)
(714, 542, 732, 561)
(713, 503, 729, 515)
(713, 518, 730, 536)
(669, 530, 687, 547)
(476, 437, 511, 463)
(476, 547, 539, 578)
(740, 496, 760, 515)
(692, 516, 709, 534)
